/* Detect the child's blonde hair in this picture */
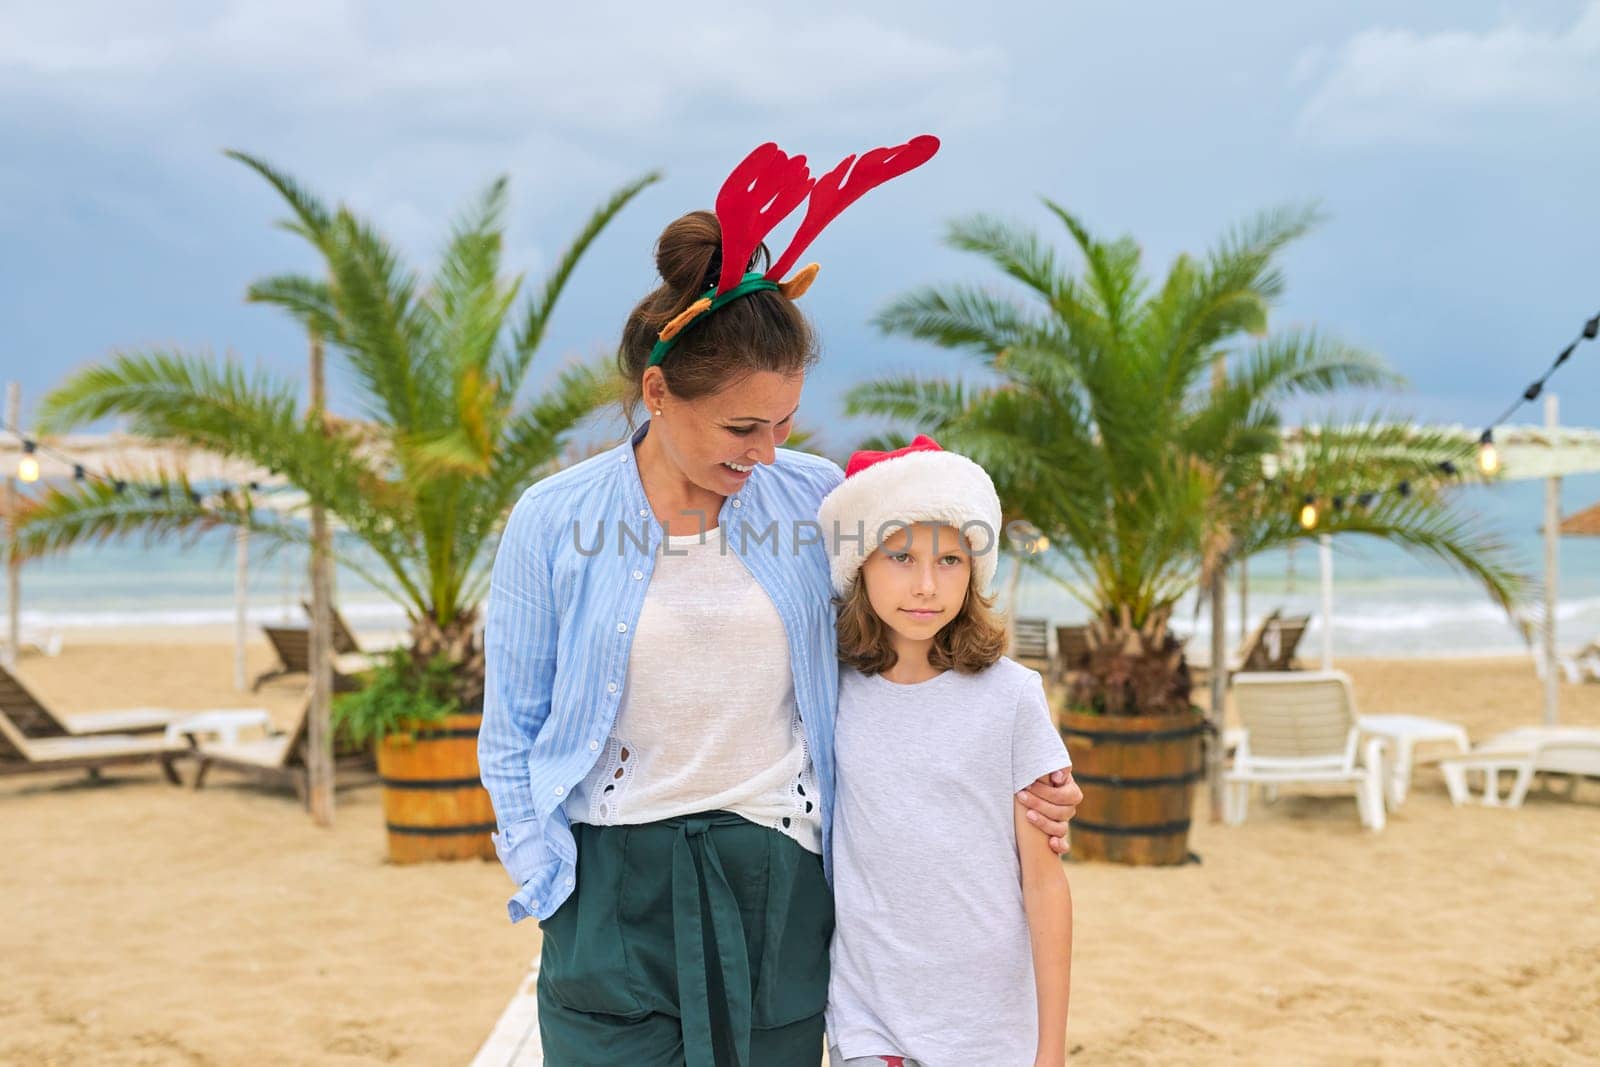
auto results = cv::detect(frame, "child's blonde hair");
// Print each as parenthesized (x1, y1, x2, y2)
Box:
(836, 563, 1007, 676)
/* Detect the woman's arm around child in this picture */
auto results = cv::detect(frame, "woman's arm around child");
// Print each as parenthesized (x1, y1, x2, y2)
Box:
(1016, 799, 1073, 1066)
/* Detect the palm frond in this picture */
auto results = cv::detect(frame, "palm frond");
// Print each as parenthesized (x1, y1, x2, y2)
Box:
(320, 208, 433, 430)
(505, 171, 661, 397)
(1237, 489, 1529, 616)
(455, 359, 614, 568)
(226, 150, 335, 243)
(866, 195, 1522, 651)
(842, 375, 972, 429)
(873, 284, 1045, 360)
(1149, 204, 1325, 403)
(246, 274, 342, 340)
(1203, 203, 1325, 313)
(1041, 199, 1147, 331)
(1233, 329, 1401, 403)
(946, 213, 1064, 304)
(37, 349, 300, 439)
(428, 176, 516, 383)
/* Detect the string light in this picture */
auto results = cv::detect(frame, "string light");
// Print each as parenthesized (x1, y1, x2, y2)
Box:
(18, 440, 39, 483)
(1007, 520, 1050, 555)
(1283, 306, 1595, 523)
(1477, 429, 1500, 475)
(4, 422, 287, 510)
(1299, 495, 1318, 530)
(1469, 307, 1600, 480)
(1278, 458, 1456, 527)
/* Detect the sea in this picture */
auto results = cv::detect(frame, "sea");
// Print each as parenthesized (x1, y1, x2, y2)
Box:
(6, 475, 1598, 661)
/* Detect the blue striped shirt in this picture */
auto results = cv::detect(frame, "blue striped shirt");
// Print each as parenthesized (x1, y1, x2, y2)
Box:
(479, 420, 845, 923)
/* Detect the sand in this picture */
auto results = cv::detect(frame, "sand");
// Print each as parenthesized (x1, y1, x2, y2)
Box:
(3, 640, 1598, 1065)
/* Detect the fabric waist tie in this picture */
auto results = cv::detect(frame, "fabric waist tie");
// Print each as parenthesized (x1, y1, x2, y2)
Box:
(667, 811, 755, 1067)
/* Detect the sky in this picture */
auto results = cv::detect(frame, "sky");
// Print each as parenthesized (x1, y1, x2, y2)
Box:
(3, 0, 1599, 463)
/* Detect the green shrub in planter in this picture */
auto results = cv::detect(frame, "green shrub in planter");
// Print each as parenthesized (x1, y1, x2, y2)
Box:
(333, 647, 459, 748)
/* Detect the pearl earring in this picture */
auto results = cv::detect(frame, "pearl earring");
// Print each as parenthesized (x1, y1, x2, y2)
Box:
(654, 408, 663, 416)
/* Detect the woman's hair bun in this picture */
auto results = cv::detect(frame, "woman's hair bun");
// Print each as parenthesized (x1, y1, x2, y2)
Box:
(615, 210, 814, 424)
(654, 210, 723, 298)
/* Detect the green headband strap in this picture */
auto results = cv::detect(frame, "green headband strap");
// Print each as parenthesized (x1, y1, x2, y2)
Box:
(647, 271, 780, 368)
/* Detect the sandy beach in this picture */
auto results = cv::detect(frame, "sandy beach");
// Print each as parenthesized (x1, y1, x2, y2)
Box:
(4, 638, 1598, 1065)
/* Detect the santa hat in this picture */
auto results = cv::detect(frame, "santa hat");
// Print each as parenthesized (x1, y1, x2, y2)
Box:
(817, 435, 1003, 597)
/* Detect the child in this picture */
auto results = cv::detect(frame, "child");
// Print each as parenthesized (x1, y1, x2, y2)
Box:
(817, 435, 1074, 1067)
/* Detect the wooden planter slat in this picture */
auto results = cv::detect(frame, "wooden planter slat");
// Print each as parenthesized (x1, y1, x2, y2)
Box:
(378, 712, 497, 863)
(1060, 709, 1204, 866)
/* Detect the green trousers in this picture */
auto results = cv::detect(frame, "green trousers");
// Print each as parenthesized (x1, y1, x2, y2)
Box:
(536, 812, 833, 1067)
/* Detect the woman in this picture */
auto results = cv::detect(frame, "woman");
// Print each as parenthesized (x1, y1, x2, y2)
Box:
(480, 141, 1081, 1067)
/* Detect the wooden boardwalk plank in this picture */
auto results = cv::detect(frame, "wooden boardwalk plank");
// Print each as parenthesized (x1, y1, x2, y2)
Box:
(471, 961, 542, 1066)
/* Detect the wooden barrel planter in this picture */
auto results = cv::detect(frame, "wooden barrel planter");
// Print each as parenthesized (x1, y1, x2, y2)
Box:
(377, 711, 497, 864)
(1060, 709, 1206, 866)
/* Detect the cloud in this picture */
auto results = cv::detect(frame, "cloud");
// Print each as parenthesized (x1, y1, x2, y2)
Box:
(0, 2, 1005, 257)
(0, 2, 1005, 139)
(1293, 2, 1600, 146)
(1287, 44, 1327, 88)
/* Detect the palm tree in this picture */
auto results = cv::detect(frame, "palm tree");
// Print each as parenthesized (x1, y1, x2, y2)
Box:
(847, 202, 1527, 718)
(18, 152, 658, 709)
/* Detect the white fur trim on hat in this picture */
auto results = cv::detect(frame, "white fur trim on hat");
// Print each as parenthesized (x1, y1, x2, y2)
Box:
(816, 448, 1003, 597)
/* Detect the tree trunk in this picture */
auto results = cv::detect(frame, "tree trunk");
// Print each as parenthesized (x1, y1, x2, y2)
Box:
(410, 608, 485, 710)
(1207, 567, 1227, 821)
(1205, 354, 1229, 821)
(3, 383, 19, 670)
(307, 331, 335, 826)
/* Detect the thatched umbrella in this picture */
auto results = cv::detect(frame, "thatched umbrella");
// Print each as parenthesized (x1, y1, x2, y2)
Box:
(1558, 501, 1600, 537)
(3, 432, 284, 685)
(1276, 421, 1600, 673)
(1, 432, 276, 485)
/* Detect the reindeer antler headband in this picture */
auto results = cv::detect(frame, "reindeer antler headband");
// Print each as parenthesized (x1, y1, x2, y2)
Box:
(647, 134, 941, 368)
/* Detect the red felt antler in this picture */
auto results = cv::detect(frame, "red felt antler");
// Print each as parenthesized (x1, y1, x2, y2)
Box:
(765, 135, 940, 282)
(713, 143, 816, 295)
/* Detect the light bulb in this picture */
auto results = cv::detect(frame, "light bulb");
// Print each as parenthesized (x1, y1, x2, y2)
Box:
(1033, 536, 1050, 554)
(18, 456, 40, 483)
(1478, 441, 1500, 475)
(1298, 500, 1318, 530)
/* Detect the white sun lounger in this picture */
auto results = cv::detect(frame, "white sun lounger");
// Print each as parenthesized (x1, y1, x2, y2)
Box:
(1436, 726, 1600, 807)
(1, 628, 63, 658)
(1225, 706, 1471, 809)
(1225, 671, 1387, 831)
(1355, 713, 1471, 807)
(1528, 636, 1600, 684)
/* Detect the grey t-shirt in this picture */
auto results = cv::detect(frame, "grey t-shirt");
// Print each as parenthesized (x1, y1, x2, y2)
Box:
(826, 657, 1071, 1067)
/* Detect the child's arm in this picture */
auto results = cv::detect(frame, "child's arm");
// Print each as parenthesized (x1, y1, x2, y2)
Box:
(1015, 801, 1073, 1066)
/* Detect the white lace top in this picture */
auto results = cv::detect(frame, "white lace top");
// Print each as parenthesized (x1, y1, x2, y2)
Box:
(565, 526, 822, 854)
